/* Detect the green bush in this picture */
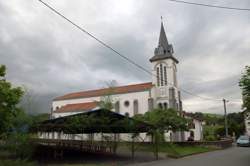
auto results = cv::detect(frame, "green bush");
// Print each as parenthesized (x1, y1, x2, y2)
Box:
(5, 133, 35, 159)
(204, 135, 217, 141)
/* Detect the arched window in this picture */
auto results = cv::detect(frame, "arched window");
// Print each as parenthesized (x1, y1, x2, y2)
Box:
(157, 67, 160, 86)
(160, 64, 163, 86)
(115, 101, 120, 113)
(156, 63, 167, 87)
(164, 66, 167, 85)
(133, 100, 139, 115)
(158, 103, 163, 109)
(163, 102, 168, 110)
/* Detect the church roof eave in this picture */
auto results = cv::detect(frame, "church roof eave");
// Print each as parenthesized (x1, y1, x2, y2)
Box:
(149, 55, 179, 63)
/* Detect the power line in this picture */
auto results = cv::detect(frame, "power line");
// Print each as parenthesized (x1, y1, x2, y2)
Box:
(168, 0, 250, 11)
(37, 0, 223, 102)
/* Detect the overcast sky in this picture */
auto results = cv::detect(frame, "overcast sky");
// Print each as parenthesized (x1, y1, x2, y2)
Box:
(0, 0, 249, 114)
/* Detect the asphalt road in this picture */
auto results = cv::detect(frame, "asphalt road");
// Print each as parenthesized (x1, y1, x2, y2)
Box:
(130, 147, 250, 166)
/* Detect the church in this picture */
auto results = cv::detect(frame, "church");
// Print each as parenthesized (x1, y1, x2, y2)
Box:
(50, 21, 203, 142)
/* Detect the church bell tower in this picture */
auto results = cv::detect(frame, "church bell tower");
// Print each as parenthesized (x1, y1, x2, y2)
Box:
(150, 21, 182, 111)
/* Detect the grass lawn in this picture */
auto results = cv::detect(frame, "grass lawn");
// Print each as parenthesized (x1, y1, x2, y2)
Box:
(162, 144, 217, 157)
(129, 142, 217, 158)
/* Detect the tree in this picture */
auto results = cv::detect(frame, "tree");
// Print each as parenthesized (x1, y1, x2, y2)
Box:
(134, 108, 188, 141)
(97, 80, 117, 110)
(239, 66, 250, 112)
(0, 65, 24, 136)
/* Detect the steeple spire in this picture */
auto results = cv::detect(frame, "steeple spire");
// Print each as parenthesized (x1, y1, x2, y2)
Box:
(158, 21, 169, 51)
(149, 19, 178, 63)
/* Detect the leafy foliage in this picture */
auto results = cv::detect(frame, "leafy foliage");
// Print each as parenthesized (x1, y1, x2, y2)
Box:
(98, 96, 113, 110)
(5, 133, 35, 159)
(97, 81, 117, 110)
(0, 65, 24, 136)
(214, 113, 245, 138)
(0, 65, 37, 160)
(203, 112, 245, 140)
(142, 108, 188, 132)
(239, 66, 250, 112)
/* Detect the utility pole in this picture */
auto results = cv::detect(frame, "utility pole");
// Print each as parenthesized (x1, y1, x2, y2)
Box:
(223, 99, 229, 137)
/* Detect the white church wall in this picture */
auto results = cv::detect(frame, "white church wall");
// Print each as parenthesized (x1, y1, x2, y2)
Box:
(52, 90, 150, 117)
(114, 91, 150, 116)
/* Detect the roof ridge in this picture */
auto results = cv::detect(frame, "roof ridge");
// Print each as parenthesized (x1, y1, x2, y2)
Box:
(54, 82, 153, 101)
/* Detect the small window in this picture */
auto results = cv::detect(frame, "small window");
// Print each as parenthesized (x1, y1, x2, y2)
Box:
(124, 101, 130, 107)
(133, 100, 139, 115)
(56, 106, 59, 110)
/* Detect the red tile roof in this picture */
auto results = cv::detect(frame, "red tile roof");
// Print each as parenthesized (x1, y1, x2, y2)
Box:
(54, 82, 153, 101)
(54, 102, 97, 113)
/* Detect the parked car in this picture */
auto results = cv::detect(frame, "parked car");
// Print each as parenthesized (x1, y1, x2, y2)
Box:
(236, 135, 250, 147)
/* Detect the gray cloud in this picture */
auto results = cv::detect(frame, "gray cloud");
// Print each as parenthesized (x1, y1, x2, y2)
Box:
(0, 0, 249, 114)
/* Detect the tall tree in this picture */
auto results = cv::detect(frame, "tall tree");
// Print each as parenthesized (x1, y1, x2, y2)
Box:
(0, 65, 24, 135)
(239, 66, 250, 112)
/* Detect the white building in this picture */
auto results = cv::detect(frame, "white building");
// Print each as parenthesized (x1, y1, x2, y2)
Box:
(244, 111, 250, 136)
(183, 112, 203, 141)
(49, 22, 203, 142)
